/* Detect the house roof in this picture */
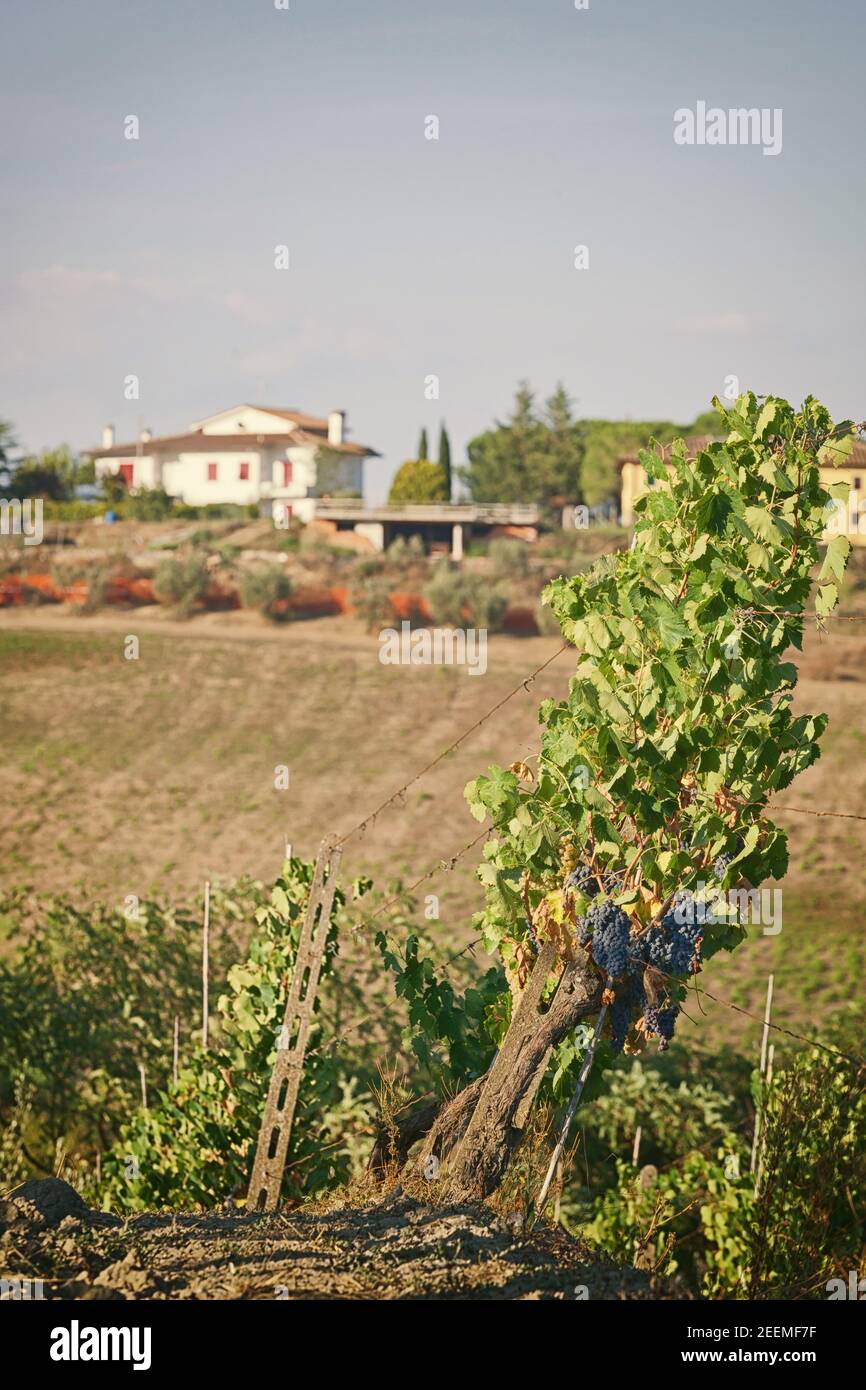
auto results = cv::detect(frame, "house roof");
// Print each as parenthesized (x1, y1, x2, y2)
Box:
(252, 405, 332, 430)
(289, 429, 377, 456)
(618, 436, 866, 472)
(87, 428, 378, 460)
(840, 439, 866, 467)
(188, 404, 342, 433)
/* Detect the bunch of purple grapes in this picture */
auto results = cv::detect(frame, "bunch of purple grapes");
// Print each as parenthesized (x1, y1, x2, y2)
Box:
(564, 862, 624, 899)
(575, 895, 703, 1054)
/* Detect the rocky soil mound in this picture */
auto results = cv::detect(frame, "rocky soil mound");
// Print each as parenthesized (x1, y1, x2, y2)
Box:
(0, 1178, 682, 1301)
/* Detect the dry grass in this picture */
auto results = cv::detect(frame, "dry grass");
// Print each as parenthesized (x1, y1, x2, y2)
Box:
(0, 606, 863, 1055)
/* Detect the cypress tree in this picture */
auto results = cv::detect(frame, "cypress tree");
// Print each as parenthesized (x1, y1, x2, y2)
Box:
(418, 428, 429, 461)
(438, 422, 452, 500)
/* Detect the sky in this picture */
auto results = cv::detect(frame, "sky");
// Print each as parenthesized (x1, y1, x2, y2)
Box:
(1, 0, 864, 501)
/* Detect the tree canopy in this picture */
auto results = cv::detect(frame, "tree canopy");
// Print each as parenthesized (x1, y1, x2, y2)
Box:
(459, 382, 586, 508)
(4, 443, 93, 500)
(461, 384, 726, 508)
(388, 458, 449, 504)
(438, 423, 452, 500)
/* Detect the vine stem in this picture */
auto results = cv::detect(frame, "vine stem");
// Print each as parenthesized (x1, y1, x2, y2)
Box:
(532, 1003, 608, 1221)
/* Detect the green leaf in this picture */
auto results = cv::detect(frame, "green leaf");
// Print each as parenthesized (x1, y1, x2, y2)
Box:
(819, 534, 851, 585)
(651, 599, 690, 650)
(754, 400, 784, 441)
(743, 506, 786, 546)
(694, 489, 733, 535)
(815, 583, 838, 617)
(818, 431, 855, 468)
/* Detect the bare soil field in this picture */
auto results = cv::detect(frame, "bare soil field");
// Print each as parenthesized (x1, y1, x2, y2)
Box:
(0, 604, 864, 1053)
(1, 1178, 676, 1301)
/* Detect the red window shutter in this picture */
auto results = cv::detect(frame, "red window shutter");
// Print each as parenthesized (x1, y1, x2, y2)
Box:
(119, 463, 134, 486)
(207, 462, 218, 482)
(239, 461, 250, 480)
(282, 460, 293, 486)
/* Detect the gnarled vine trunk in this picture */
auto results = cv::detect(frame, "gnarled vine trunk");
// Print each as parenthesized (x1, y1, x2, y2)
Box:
(437, 952, 600, 1202)
(366, 942, 601, 1203)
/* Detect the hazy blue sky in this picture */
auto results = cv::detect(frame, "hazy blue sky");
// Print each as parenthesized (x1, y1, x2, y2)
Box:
(1, 0, 863, 499)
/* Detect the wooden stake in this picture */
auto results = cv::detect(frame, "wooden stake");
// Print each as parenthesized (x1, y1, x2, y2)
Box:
(632, 1124, 642, 1167)
(754, 1043, 776, 1196)
(246, 839, 342, 1212)
(139, 1062, 148, 1110)
(534, 1005, 608, 1219)
(202, 880, 210, 1052)
(750, 973, 774, 1175)
(172, 1015, 179, 1085)
(552, 1157, 563, 1226)
(759, 973, 774, 1075)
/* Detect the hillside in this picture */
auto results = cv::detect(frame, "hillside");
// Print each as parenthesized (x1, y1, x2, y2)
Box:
(0, 607, 864, 1051)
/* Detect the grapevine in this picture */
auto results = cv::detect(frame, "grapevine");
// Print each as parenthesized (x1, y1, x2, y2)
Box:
(466, 393, 855, 1070)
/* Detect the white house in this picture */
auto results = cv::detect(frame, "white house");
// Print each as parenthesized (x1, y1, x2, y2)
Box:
(87, 404, 379, 522)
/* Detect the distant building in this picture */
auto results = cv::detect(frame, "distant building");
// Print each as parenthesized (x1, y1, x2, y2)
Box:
(618, 436, 866, 544)
(314, 500, 540, 556)
(86, 404, 379, 522)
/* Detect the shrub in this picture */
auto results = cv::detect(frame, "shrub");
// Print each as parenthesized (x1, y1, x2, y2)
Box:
(40, 500, 105, 522)
(173, 502, 257, 521)
(386, 534, 427, 565)
(350, 575, 395, 631)
(239, 566, 293, 621)
(121, 487, 175, 522)
(154, 554, 210, 616)
(424, 562, 507, 631)
(353, 555, 384, 580)
(69, 564, 112, 614)
(388, 459, 448, 504)
(98, 860, 376, 1211)
(581, 1033, 866, 1298)
(0, 883, 256, 1178)
(489, 537, 530, 579)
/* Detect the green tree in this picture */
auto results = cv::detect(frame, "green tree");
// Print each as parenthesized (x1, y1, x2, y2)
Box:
(418, 427, 429, 461)
(388, 458, 448, 504)
(538, 382, 586, 502)
(688, 408, 726, 437)
(460, 381, 585, 507)
(438, 422, 452, 499)
(12, 445, 83, 500)
(100, 471, 128, 507)
(460, 382, 541, 503)
(0, 418, 18, 467)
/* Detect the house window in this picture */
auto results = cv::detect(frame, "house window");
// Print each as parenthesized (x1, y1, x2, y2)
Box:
(207, 462, 218, 482)
(239, 461, 250, 481)
(119, 463, 134, 487)
(282, 460, 293, 487)
(855, 477, 862, 491)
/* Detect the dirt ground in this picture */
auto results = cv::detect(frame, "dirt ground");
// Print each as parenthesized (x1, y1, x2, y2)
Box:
(0, 1178, 677, 1301)
(0, 603, 864, 1052)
